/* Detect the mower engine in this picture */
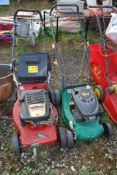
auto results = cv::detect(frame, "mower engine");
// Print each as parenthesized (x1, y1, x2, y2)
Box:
(71, 86, 102, 122)
(19, 89, 50, 126)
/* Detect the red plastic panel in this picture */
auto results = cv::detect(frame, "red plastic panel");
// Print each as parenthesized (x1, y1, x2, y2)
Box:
(13, 83, 58, 148)
(89, 43, 117, 88)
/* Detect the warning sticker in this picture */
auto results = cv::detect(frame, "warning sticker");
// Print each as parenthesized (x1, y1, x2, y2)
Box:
(28, 66, 38, 73)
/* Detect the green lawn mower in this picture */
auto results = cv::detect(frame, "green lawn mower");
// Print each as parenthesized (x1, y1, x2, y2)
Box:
(48, 4, 112, 149)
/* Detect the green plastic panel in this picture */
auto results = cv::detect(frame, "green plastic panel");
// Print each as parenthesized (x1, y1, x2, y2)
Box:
(61, 85, 104, 141)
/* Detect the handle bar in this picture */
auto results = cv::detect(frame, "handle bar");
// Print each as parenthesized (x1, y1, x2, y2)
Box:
(49, 4, 79, 16)
(89, 5, 113, 9)
(14, 9, 43, 22)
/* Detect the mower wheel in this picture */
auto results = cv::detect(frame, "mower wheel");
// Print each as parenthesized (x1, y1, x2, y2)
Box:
(58, 127, 67, 148)
(108, 86, 115, 95)
(54, 90, 61, 105)
(21, 120, 26, 128)
(94, 85, 105, 102)
(102, 123, 112, 138)
(49, 90, 61, 106)
(12, 132, 21, 157)
(49, 90, 55, 104)
(66, 130, 74, 149)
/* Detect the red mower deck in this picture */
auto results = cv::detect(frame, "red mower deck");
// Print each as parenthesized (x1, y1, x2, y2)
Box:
(90, 43, 117, 123)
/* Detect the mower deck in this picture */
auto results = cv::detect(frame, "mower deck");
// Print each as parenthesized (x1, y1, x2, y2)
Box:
(101, 88, 117, 124)
(13, 100, 58, 148)
(90, 43, 117, 123)
(62, 84, 104, 141)
(13, 83, 58, 148)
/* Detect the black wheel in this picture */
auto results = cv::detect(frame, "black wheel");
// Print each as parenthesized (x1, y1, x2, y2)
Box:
(108, 86, 115, 95)
(21, 120, 26, 128)
(12, 132, 21, 157)
(58, 127, 67, 148)
(94, 85, 105, 102)
(54, 90, 61, 105)
(49, 90, 61, 106)
(49, 90, 55, 104)
(102, 123, 112, 138)
(66, 130, 74, 149)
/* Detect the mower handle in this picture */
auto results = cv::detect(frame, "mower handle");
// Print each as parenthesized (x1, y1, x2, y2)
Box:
(49, 4, 79, 16)
(89, 5, 114, 9)
(14, 9, 43, 22)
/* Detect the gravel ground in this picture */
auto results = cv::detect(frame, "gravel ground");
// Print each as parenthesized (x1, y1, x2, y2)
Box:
(0, 117, 117, 175)
(0, 43, 117, 175)
(0, 1, 117, 175)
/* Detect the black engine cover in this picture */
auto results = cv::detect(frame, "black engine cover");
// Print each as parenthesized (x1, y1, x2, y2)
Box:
(19, 89, 50, 125)
(72, 86, 99, 117)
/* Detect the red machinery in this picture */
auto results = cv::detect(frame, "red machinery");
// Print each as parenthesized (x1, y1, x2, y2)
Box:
(90, 43, 117, 123)
(11, 9, 61, 156)
(88, 6, 117, 124)
(13, 83, 58, 148)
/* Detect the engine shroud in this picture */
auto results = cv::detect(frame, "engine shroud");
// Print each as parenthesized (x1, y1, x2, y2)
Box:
(19, 89, 50, 125)
(72, 87, 99, 120)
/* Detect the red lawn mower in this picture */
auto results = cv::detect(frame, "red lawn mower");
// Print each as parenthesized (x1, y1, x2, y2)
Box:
(11, 9, 61, 157)
(88, 6, 117, 123)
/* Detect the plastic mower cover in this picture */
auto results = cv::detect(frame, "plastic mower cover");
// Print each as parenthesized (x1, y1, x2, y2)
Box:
(19, 89, 50, 123)
(18, 53, 50, 84)
(71, 86, 99, 121)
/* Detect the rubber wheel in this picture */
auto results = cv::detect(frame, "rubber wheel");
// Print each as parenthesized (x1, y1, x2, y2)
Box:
(66, 130, 74, 149)
(12, 132, 21, 157)
(108, 86, 115, 95)
(49, 90, 61, 106)
(54, 90, 61, 105)
(49, 90, 55, 104)
(21, 120, 26, 128)
(58, 127, 67, 148)
(102, 123, 112, 138)
(94, 85, 105, 102)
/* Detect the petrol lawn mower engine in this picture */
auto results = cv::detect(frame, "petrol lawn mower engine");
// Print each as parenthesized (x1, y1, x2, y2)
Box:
(71, 86, 102, 122)
(19, 89, 51, 126)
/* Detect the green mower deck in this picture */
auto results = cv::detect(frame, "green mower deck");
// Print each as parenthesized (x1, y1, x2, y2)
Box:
(61, 84, 104, 142)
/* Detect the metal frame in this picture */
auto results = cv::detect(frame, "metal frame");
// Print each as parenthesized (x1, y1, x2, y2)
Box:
(48, 4, 91, 86)
(87, 5, 115, 87)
